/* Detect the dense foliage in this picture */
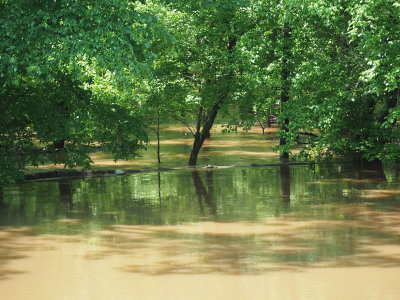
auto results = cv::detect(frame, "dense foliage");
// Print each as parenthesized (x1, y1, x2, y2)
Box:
(279, 0, 400, 163)
(1, 0, 399, 181)
(0, 0, 156, 181)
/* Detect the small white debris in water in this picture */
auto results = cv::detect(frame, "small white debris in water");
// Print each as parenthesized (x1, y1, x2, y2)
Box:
(114, 169, 126, 175)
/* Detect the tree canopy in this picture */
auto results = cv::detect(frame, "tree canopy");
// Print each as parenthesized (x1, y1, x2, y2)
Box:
(1, 0, 159, 181)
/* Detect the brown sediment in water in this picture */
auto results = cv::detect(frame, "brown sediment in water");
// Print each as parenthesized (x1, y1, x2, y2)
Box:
(355, 189, 400, 199)
(1, 205, 400, 299)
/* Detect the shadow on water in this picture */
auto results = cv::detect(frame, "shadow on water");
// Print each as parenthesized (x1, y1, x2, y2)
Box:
(94, 204, 400, 276)
(0, 227, 37, 280)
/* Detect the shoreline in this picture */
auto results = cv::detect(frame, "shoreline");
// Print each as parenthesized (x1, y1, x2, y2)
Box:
(20, 161, 351, 182)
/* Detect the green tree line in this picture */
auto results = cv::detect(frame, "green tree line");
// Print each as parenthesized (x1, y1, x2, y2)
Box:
(1, 0, 399, 181)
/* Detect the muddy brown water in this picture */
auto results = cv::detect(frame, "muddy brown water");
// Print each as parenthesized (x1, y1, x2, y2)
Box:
(1, 163, 400, 299)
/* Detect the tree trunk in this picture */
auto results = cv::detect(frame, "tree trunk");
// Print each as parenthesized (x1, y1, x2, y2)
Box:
(53, 140, 65, 149)
(54, 99, 67, 150)
(157, 108, 161, 165)
(188, 101, 221, 166)
(257, 118, 266, 134)
(188, 135, 204, 166)
(279, 22, 291, 159)
(188, 36, 237, 166)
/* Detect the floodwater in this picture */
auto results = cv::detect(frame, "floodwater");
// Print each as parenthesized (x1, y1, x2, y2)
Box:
(1, 163, 400, 299)
(29, 125, 283, 172)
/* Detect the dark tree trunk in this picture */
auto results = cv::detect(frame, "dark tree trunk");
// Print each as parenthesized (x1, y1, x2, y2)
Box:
(279, 22, 291, 159)
(188, 102, 221, 166)
(54, 99, 67, 150)
(188, 36, 237, 166)
(53, 139, 65, 149)
(188, 137, 204, 166)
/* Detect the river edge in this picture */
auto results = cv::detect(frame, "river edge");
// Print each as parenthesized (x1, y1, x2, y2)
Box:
(21, 160, 355, 182)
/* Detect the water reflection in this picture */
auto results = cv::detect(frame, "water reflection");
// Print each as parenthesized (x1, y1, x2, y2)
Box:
(58, 180, 74, 211)
(157, 171, 162, 208)
(1, 164, 400, 299)
(356, 160, 387, 184)
(192, 171, 217, 216)
(0, 188, 4, 210)
(101, 205, 400, 275)
(280, 161, 290, 205)
(2, 204, 400, 279)
(1, 163, 400, 227)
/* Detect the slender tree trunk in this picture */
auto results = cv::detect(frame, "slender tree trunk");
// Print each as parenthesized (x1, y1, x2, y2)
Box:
(257, 117, 266, 134)
(157, 107, 161, 165)
(279, 22, 291, 159)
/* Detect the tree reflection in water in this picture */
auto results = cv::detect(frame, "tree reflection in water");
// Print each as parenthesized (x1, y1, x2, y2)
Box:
(192, 171, 217, 216)
(280, 162, 290, 205)
(58, 180, 74, 212)
(0, 188, 4, 210)
(158, 171, 162, 208)
(1, 163, 400, 290)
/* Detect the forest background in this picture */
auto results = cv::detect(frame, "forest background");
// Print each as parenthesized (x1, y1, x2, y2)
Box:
(1, 0, 399, 182)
